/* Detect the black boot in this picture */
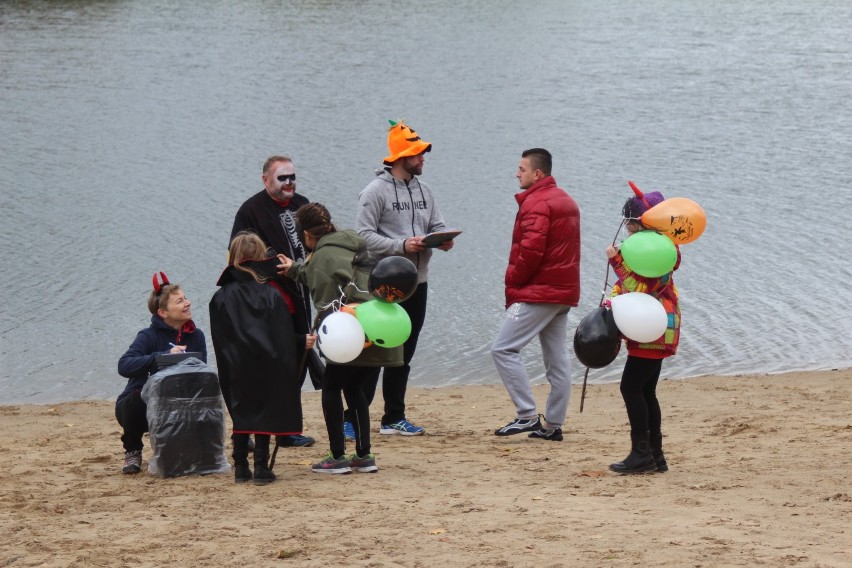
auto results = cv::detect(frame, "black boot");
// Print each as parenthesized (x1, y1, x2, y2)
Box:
(649, 431, 668, 473)
(232, 433, 252, 483)
(610, 431, 657, 474)
(253, 435, 276, 485)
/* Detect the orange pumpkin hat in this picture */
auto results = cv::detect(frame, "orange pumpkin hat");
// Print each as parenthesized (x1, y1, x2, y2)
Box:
(383, 119, 432, 164)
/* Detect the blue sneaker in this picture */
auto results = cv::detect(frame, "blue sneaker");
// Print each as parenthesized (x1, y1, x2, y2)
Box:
(380, 419, 425, 436)
(343, 421, 356, 442)
(278, 434, 316, 447)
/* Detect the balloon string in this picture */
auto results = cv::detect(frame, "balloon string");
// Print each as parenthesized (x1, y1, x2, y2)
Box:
(344, 282, 369, 296)
(598, 219, 626, 307)
(318, 298, 341, 313)
(319, 282, 371, 314)
(581, 219, 626, 414)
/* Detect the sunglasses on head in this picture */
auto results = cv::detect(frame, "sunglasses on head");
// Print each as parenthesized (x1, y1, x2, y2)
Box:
(276, 174, 296, 184)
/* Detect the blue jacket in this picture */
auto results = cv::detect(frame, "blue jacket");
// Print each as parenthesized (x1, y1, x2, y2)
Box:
(116, 316, 207, 405)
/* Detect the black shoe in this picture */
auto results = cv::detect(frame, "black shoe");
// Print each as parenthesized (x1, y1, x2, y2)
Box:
(253, 465, 276, 485)
(649, 432, 668, 472)
(610, 432, 657, 474)
(610, 456, 657, 474)
(494, 416, 541, 436)
(653, 450, 669, 473)
(277, 434, 316, 447)
(528, 427, 563, 441)
(234, 463, 252, 483)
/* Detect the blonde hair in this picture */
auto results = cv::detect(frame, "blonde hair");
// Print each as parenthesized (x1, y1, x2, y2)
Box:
(228, 231, 270, 284)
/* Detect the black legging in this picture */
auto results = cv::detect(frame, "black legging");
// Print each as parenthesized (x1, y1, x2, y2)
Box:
(115, 389, 149, 452)
(323, 363, 380, 459)
(619, 355, 663, 436)
(376, 282, 428, 424)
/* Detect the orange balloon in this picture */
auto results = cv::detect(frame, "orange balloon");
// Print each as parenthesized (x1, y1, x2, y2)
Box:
(339, 304, 371, 347)
(640, 197, 706, 244)
(340, 303, 360, 316)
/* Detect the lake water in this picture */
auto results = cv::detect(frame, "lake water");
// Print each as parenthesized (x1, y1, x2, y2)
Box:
(1, 0, 850, 404)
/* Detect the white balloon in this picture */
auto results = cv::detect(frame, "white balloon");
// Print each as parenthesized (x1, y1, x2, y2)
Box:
(610, 292, 668, 343)
(316, 311, 365, 363)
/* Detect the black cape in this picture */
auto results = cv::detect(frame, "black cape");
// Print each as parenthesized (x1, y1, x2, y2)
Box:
(209, 266, 303, 435)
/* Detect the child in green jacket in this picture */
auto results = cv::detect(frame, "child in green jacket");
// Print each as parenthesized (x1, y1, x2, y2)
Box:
(279, 203, 403, 474)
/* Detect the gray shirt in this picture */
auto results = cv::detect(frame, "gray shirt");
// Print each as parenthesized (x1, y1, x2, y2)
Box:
(356, 169, 446, 284)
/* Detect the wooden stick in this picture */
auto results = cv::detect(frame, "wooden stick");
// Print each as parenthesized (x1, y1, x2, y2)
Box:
(579, 367, 590, 413)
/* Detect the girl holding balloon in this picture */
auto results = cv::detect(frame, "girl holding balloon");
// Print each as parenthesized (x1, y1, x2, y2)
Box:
(605, 189, 681, 474)
(278, 203, 404, 475)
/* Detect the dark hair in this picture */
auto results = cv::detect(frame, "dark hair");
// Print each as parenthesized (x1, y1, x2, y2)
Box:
(622, 190, 665, 220)
(521, 148, 552, 176)
(622, 197, 643, 220)
(262, 155, 292, 174)
(296, 203, 336, 240)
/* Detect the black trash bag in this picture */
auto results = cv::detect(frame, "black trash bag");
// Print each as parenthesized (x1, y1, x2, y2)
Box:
(141, 358, 231, 478)
(573, 307, 621, 369)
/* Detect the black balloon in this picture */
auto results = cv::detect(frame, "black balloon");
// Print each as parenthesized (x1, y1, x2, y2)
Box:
(368, 257, 418, 303)
(573, 307, 621, 369)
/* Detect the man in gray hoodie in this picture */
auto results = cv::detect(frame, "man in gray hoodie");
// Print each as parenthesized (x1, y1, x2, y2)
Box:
(355, 120, 455, 436)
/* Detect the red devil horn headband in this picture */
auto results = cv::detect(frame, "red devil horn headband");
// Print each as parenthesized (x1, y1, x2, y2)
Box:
(628, 180, 651, 209)
(152, 271, 170, 294)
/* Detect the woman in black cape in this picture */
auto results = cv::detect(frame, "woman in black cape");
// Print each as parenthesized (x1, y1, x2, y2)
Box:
(209, 231, 316, 484)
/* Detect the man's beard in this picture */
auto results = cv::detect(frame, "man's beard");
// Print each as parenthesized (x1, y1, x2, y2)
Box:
(403, 162, 422, 177)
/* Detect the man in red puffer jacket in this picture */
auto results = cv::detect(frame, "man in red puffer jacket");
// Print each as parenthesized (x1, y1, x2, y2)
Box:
(492, 148, 581, 442)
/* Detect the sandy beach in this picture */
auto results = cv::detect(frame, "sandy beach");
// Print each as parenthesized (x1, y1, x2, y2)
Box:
(1, 368, 849, 567)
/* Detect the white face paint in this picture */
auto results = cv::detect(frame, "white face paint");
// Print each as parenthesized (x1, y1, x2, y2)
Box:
(264, 162, 296, 201)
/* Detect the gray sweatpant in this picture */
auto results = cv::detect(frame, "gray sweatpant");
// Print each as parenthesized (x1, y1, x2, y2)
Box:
(491, 302, 572, 427)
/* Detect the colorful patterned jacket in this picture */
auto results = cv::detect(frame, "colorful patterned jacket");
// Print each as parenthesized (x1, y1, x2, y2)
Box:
(608, 243, 681, 359)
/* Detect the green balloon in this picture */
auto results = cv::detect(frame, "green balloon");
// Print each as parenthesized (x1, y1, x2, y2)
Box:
(620, 231, 677, 277)
(355, 300, 412, 348)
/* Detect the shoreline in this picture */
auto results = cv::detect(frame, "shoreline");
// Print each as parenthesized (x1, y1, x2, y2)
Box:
(1, 368, 850, 567)
(6, 364, 850, 408)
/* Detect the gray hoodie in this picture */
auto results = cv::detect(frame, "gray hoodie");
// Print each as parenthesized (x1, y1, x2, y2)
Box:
(356, 169, 446, 283)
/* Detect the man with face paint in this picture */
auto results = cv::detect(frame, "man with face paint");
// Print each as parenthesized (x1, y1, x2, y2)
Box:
(355, 120, 456, 437)
(231, 155, 317, 448)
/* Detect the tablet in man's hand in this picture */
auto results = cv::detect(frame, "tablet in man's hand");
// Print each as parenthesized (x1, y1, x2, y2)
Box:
(422, 229, 462, 248)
